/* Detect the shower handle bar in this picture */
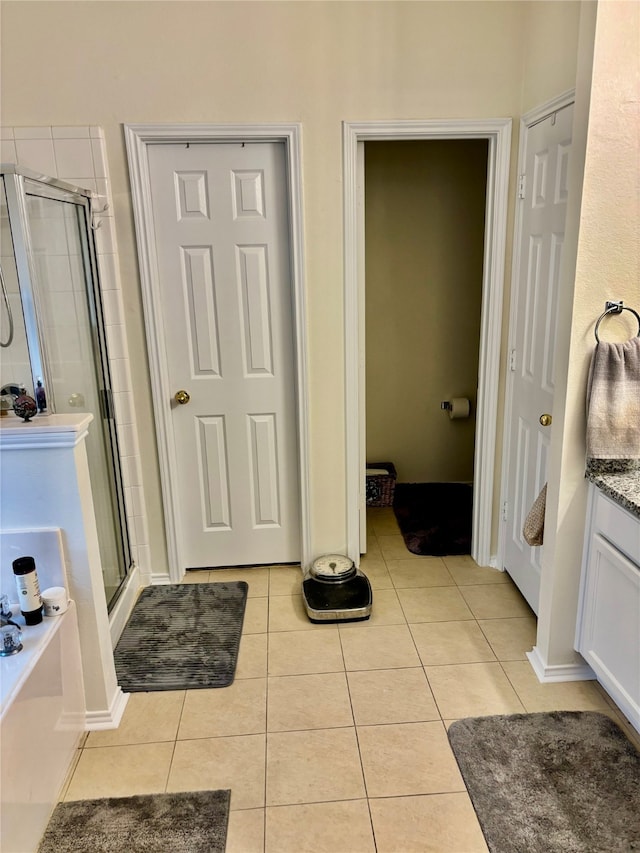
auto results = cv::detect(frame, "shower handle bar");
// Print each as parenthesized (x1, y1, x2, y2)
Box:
(0, 262, 14, 348)
(2, 172, 49, 391)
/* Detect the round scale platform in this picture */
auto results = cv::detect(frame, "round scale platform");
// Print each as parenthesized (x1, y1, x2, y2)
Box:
(302, 554, 372, 623)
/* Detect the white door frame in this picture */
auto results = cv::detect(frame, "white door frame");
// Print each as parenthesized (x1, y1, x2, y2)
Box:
(497, 90, 575, 574)
(125, 123, 311, 582)
(343, 119, 512, 568)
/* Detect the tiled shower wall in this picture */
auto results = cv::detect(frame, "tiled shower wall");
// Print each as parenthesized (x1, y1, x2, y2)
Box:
(0, 126, 151, 585)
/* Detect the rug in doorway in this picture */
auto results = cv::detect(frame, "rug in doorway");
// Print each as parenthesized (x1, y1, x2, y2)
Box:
(114, 582, 247, 691)
(447, 711, 640, 853)
(38, 789, 230, 853)
(392, 482, 472, 556)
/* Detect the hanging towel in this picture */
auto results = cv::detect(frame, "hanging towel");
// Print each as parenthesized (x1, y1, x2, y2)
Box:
(523, 483, 547, 547)
(586, 336, 640, 473)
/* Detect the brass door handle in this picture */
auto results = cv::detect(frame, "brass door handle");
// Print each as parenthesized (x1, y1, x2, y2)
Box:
(174, 390, 191, 405)
(539, 413, 552, 427)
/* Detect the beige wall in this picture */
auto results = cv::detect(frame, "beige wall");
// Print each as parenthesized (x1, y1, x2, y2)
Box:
(0, 1, 586, 570)
(364, 140, 487, 483)
(521, 1, 582, 113)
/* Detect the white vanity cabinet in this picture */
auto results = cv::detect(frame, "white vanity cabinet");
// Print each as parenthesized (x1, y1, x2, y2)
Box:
(576, 484, 640, 732)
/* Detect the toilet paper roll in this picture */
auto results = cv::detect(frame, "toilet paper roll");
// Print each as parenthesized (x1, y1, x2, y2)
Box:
(448, 398, 471, 419)
(42, 586, 68, 617)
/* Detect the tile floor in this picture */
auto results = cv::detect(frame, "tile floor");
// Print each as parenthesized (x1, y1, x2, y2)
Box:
(60, 508, 639, 852)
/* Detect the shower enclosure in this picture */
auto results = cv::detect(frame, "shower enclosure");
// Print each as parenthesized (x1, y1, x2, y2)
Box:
(0, 165, 132, 609)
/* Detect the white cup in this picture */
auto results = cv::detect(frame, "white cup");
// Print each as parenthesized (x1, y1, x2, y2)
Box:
(42, 586, 68, 617)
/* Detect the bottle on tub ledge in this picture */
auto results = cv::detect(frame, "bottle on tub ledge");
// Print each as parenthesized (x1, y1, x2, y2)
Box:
(12, 556, 43, 625)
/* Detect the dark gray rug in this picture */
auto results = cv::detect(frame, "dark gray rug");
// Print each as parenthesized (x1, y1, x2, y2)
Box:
(448, 711, 640, 853)
(393, 482, 473, 556)
(114, 582, 247, 691)
(38, 789, 230, 853)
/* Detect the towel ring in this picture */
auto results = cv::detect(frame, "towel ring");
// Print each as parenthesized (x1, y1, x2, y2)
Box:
(594, 301, 640, 343)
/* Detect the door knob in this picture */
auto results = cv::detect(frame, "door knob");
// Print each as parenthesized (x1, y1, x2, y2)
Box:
(539, 413, 552, 427)
(174, 390, 191, 405)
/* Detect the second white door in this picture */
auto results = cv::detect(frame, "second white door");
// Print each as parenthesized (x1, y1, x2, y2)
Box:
(147, 141, 300, 569)
(502, 104, 573, 612)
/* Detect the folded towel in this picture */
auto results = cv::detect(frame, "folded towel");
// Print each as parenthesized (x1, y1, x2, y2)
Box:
(523, 483, 547, 547)
(586, 336, 640, 472)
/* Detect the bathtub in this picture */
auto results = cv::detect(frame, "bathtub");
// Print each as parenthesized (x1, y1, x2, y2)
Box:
(0, 530, 85, 853)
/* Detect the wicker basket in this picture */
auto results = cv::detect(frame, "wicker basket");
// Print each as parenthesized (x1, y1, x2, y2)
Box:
(365, 462, 397, 507)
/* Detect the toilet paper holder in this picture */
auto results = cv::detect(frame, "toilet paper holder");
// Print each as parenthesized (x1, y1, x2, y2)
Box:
(440, 398, 471, 419)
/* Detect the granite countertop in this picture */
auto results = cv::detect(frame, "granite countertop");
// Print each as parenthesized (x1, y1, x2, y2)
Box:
(587, 469, 640, 519)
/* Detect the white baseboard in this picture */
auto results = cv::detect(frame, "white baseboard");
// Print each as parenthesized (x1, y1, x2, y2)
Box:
(84, 687, 129, 730)
(150, 571, 172, 585)
(527, 645, 596, 683)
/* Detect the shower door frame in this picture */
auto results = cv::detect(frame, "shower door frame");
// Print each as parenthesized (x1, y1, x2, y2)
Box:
(1, 164, 133, 609)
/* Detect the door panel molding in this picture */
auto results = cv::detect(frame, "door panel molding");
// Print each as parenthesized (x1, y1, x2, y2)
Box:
(343, 118, 512, 568)
(125, 123, 311, 582)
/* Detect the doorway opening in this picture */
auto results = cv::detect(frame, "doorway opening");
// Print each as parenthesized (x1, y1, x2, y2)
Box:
(364, 139, 488, 557)
(343, 119, 512, 567)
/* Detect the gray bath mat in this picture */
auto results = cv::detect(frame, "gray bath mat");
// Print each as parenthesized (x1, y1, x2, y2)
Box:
(448, 711, 640, 853)
(114, 582, 247, 691)
(38, 789, 230, 853)
(393, 482, 473, 556)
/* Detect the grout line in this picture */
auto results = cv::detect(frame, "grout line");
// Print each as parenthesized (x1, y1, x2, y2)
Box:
(164, 690, 187, 793)
(163, 736, 179, 794)
(377, 535, 447, 725)
(344, 527, 379, 850)
(263, 574, 271, 845)
(267, 794, 375, 808)
(57, 742, 84, 802)
(80, 730, 190, 748)
(496, 659, 529, 713)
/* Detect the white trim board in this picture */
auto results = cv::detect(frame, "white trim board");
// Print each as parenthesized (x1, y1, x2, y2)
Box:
(124, 123, 311, 581)
(343, 119, 512, 567)
(527, 646, 595, 683)
(108, 564, 141, 648)
(84, 688, 129, 731)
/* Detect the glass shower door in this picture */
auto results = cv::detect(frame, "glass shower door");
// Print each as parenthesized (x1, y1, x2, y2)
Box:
(23, 183, 131, 608)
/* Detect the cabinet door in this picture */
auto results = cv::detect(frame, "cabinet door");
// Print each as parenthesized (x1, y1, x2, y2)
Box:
(577, 533, 640, 729)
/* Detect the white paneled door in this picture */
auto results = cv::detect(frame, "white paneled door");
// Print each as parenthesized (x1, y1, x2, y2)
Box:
(503, 104, 573, 614)
(147, 141, 300, 568)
